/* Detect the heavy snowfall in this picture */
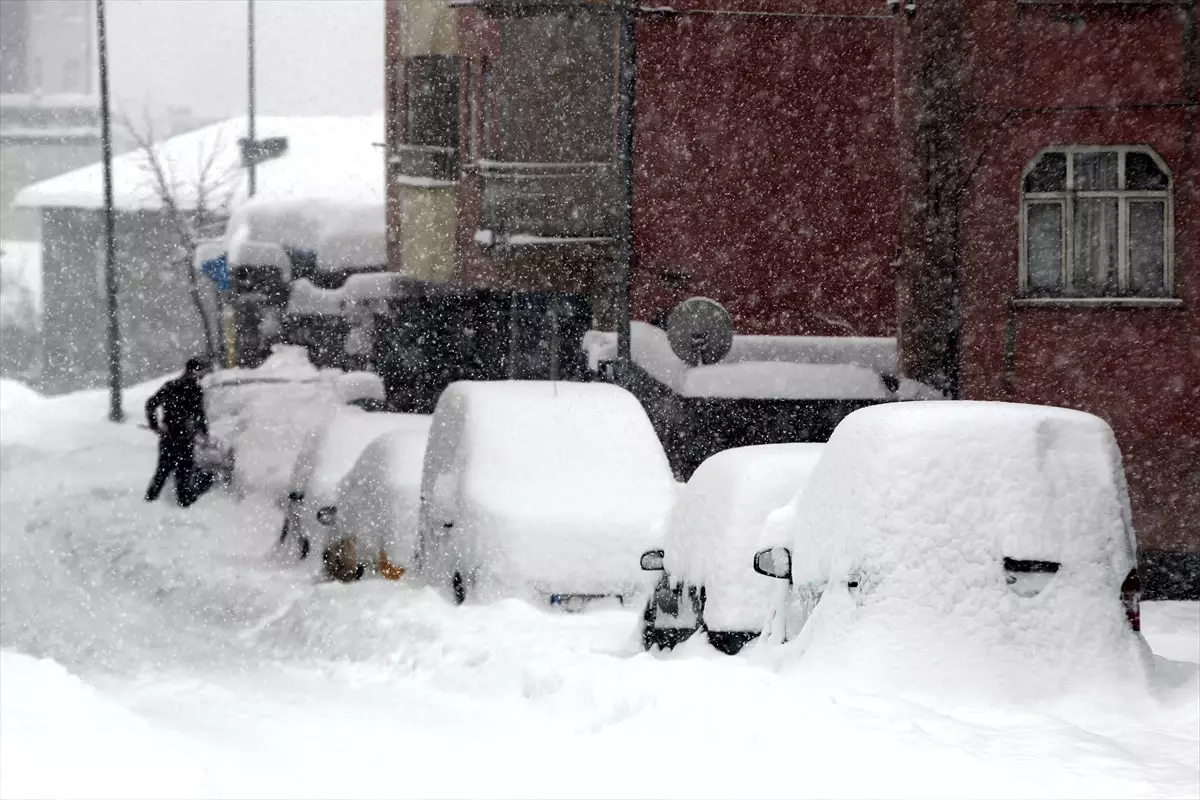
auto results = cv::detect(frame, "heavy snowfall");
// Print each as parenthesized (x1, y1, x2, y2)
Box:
(1, 360, 1197, 799)
(3, 0, 1199, 798)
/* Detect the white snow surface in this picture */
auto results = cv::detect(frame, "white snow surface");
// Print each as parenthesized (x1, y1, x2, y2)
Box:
(336, 428, 431, 569)
(290, 408, 431, 507)
(585, 322, 908, 400)
(286, 278, 345, 316)
(777, 401, 1151, 701)
(664, 444, 826, 633)
(14, 114, 385, 212)
(419, 381, 676, 600)
(1, 379, 1197, 800)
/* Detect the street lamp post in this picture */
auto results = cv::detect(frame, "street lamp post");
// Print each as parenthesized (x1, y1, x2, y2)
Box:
(247, 0, 257, 197)
(97, 0, 123, 422)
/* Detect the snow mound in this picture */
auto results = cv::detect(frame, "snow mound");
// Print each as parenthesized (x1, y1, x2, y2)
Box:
(286, 278, 345, 316)
(0, 379, 42, 414)
(681, 362, 888, 400)
(664, 444, 826, 632)
(317, 205, 387, 271)
(334, 371, 386, 404)
(586, 322, 904, 400)
(0, 652, 206, 799)
(420, 381, 676, 600)
(782, 401, 1151, 700)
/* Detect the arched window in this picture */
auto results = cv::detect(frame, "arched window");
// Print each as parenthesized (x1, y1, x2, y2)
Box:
(1020, 147, 1172, 298)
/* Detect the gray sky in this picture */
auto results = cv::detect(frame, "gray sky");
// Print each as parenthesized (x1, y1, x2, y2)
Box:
(107, 0, 384, 125)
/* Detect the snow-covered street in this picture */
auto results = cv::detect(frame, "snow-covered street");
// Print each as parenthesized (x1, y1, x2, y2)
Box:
(2, 379, 1198, 800)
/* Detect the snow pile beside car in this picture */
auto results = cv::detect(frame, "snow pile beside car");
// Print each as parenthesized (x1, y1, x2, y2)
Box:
(419, 381, 676, 601)
(664, 444, 826, 633)
(777, 401, 1150, 700)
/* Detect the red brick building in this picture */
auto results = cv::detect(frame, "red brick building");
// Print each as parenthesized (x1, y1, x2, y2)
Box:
(386, 0, 1198, 579)
(896, 2, 1198, 568)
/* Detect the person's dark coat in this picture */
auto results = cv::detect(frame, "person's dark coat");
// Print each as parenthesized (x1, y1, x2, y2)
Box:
(145, 375, 208, 440)
(144, 372, 209, 507)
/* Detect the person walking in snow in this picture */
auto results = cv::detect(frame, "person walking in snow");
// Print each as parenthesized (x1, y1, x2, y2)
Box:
(144, 357, 212, 507)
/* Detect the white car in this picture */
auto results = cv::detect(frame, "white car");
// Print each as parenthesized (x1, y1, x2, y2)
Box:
(417, 381, 676, 607)
(752, 401, 1150, 696)
(322, 427, 430, 581)
(281, 406, 431, 578)
(639, 444, 825, 654)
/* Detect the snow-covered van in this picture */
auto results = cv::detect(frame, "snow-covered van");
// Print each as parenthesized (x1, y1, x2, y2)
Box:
(752, 401, 1151, 697)
(417, 381, 676, 606)
(640, 443, 825, 654)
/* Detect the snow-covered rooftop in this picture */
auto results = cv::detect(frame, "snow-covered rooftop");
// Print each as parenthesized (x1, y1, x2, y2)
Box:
(12, 114, 385, 213)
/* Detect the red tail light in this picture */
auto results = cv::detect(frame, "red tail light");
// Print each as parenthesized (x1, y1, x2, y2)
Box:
(1121, 567, 1141, 632)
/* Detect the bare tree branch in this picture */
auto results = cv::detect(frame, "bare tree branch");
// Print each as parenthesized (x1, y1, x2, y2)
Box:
(121, 112, 219, 363)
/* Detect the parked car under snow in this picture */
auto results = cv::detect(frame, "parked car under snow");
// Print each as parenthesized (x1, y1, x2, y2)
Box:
(752, 401, 1151, 697)
(323, 427, 431, 582)
(417, 381, 676, 607)
(281, 406, 431, 579)
(640, 443, 826, 654)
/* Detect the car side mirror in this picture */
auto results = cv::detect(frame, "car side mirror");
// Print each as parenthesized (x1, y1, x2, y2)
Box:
(316, 506, 337, 526)
(753, 546, 792, 580)
(640, 549, 665, 571)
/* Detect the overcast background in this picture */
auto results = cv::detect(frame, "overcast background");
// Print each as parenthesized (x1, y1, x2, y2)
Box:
(106, 0, 384, 125)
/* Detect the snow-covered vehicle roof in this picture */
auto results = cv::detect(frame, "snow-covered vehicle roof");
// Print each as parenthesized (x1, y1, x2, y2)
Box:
(290, 407, 432, 507)
(779, 401, 1149, 698)
(336, 428, 430, 571)
(663, 444, 825, 633)
(419, 381, 676, 600)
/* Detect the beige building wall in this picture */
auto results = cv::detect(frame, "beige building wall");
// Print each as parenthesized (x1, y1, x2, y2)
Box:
(399, 187, 458, 282)
(388, 0, 460, 281)
(396, 0, 457, 57)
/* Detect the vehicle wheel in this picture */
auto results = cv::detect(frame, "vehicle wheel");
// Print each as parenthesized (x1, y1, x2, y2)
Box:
(451, 571, 466, 605)
(707, 631, 758, 656)
(640, 597, 658, 651)
(298, 535, 310, 560)
(279, 518, 290, 544)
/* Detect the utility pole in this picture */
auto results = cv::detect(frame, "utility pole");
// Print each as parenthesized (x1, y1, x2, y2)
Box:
(247, 0, 257, 197)
(612, 0, 637, 385)
(97, 0, 123, 422)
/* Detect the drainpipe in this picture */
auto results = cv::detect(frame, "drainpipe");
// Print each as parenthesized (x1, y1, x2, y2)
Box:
(613, 0, 637, 385)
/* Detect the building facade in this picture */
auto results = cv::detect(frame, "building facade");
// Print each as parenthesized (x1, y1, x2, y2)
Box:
(900, 2, 1198, 567)
(385, 0, 462, 282)
(0, 0, 101, 242)
(383, 0, 1199, 568)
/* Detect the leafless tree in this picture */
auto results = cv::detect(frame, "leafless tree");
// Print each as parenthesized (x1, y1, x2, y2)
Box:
(122, 113, 242, 364)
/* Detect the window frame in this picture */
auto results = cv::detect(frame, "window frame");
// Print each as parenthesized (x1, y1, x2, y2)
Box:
(1018, 145, 1173, 299)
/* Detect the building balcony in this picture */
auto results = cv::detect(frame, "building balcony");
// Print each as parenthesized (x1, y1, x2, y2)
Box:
(390, 144, 459, 185)
(476, 160, 616, 245)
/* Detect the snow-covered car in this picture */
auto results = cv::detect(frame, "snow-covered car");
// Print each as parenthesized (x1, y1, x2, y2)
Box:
(417, 381, 676, 607)
(640, 443, 825, 654)
(322, 427, 431, 582)
(751, 401, 1151, 696)
(281, 406, 431, 577)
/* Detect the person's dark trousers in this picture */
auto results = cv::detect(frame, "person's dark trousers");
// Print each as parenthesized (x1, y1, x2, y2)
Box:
(145, 434, 198, 507)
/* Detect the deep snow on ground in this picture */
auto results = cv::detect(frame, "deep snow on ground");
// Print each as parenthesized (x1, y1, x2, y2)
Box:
(1, 378, 1198, 800)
